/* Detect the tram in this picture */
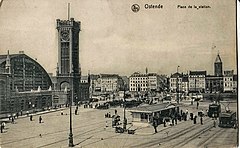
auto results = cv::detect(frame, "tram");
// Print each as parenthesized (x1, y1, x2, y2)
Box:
(208, 103, 221, 118)
(218, 111, 236, 128)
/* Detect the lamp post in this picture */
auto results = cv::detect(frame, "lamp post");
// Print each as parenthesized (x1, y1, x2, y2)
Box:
(123, 84, 127, 131)
(176, 66, 180, 104)
(68, 73, 74, 147)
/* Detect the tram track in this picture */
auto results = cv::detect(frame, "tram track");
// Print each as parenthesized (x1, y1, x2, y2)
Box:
(131, 117, 213, 147)
(170, 125, 215, 148)
(196, 128, 226, 148)
(1, 115, 109, 145)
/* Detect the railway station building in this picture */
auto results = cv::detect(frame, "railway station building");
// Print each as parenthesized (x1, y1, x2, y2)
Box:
(0, 51, 54, 115)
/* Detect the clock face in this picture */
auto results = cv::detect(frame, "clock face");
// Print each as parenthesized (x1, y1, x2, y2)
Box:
(61, 30, 69, 41)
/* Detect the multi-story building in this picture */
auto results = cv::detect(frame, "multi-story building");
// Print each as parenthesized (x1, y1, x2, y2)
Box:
(159, 75, 168, 92)
(129, 72, 167, 92)
(121, 76, 129, 90)
(89, 74, 100, 95)
(79, 75, 90, 102)
(169, 72, 183, 93)
(101, 74, 124, 92)
(168, 53, 235, 94)
(223, 70, 234, 92)
(129, 72, 148, 92)
(205, 54, 225, 93)
(205, 76, 223, 93)
(233, 75, 237, 92)
(181, 76, 189, 94)
(188, 71, 206, 93)
(148, 73, 160, 91)
(99, 74, 124, 93)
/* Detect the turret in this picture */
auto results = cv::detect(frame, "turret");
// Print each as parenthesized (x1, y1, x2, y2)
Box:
(5, 50, 11, 74)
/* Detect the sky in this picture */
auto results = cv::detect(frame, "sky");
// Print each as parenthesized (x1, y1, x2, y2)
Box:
(0, 0, 237, 76)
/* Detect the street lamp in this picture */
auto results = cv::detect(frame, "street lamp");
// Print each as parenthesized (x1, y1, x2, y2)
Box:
(68, 73, 74, 147)
(176, 66, 180, 104)
(123, 84, 127, 131)
(32, 104, 35, 113)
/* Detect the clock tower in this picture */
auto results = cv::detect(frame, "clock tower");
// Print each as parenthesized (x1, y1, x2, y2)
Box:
(56, 18, 81, 104)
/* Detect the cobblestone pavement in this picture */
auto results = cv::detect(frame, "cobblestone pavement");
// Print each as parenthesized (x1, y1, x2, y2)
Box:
(0, 100, 238, 148)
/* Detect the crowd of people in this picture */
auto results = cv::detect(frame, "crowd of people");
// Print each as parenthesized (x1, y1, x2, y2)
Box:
(152, 101, 207, 133)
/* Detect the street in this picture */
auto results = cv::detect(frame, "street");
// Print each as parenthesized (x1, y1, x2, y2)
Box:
(0, 100, 238, 148)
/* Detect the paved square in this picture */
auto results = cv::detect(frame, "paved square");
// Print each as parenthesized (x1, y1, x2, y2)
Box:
(0, 101, 238, 148)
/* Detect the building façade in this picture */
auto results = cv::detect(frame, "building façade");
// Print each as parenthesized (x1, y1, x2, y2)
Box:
(0, 51, 53, 115)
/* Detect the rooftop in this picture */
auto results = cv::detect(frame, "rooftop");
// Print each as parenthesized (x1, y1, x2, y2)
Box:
(189, 71, 207, 75)
(215, 54, 222, 63)
(128, 103, 177, 113)
(100, 74, 120, 78)
(170, 72, 182, 78)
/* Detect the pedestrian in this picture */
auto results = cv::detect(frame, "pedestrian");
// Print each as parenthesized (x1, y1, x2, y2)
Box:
(16, 112, 19, 118)
(1, 124, 3, 133)
(30, 115, 32, 121)
(2, 122, 5, 129)
(39, 116, 42, 123)
(75, 109, 77, 115)
(11, 117, 14, 124)
(20, 110, 23, 116)
(171, 118, 175, 126)
(153, 119, 158, 133)
(181, 112, 185, 120)
(200, 117, 203, 125)
(213, 119, 216, 128)
(197, 101, 199, 109)
(190, 113, 193, 120)
(115, 109, 117, 115)
(163, 119, 166, 127)
(184, 113, 187, 121)
(178, 113, 182, 121)
(193, 116, 197, 124)
(105, 121, 108, 127)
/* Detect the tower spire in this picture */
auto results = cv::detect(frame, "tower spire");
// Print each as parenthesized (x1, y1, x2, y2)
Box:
(214, 53, 223, 76)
